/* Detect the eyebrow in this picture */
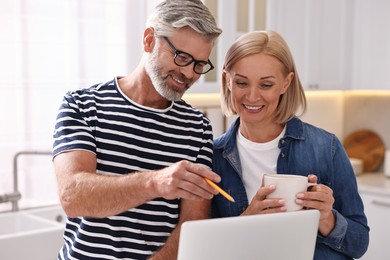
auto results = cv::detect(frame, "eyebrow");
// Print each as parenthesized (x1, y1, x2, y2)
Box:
(260, 76, 276, 80)
(233, 73, 276, 80)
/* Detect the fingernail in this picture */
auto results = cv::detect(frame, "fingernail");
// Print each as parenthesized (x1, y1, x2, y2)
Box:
(278, 199, 285, 205)
(296, 199, 303, 204)
(296, 193, 304, 198)
(269, 184, 276, 189)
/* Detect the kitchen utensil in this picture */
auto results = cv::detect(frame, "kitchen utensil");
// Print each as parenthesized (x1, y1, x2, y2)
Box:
(349, 158, 364, 175)
(343, 129, 385, 172)
(385, 150, 390, 177)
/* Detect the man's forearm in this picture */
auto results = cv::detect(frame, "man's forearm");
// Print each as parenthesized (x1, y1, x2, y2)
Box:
(149, 224, 181, 260)
(58, 170, 157, 218)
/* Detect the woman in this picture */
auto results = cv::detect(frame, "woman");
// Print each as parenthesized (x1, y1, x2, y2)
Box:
(211, 30, 369, 259)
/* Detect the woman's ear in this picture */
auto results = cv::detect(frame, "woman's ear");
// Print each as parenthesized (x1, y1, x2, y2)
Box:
(282, 72, 294, 93)
(223, 70, 232, 91)
(143, 27, 155, 52)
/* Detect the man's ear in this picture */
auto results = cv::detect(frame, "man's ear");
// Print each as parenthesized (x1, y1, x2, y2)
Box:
(143, 27, 155, 52)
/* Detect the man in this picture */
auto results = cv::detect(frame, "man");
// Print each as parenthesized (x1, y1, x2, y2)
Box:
(52, 0, 222, 259)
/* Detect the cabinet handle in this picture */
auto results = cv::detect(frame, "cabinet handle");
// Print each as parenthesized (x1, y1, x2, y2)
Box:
(372, 200, 390, 208)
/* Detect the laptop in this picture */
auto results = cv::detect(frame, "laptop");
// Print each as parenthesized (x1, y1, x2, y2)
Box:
(177, 209, 320, 260)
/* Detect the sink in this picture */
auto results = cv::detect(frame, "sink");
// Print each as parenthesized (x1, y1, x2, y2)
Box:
(0, 206, 65, 260)
(25, 205, 67, 225)
(0, 212, 57, 236)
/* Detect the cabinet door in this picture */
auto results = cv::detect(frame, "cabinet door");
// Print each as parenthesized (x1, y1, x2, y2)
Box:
(360, 192, 390, 260)
(188, 0, 267, 93)
(309, 0, 354, 90)
(266, 0, 353, 90)
(352, 0, 390, 89)
(266, 0, 308, 87)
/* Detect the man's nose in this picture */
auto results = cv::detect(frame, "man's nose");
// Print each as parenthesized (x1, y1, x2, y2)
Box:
(179, 63, 196, 80)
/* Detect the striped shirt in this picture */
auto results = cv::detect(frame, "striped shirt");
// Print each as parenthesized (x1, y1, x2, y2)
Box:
(52, 77, 213, 259)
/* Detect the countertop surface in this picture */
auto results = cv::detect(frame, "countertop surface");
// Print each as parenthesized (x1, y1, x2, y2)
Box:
(356, 173, 390, 197)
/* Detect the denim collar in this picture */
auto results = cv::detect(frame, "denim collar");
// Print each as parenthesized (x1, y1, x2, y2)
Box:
(214, 116, 306, 185)
(215, 116, 305, 149)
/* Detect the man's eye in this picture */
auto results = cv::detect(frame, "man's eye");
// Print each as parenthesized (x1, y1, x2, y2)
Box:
(176, 53, 192, 63)
(195, 63, 206, 69)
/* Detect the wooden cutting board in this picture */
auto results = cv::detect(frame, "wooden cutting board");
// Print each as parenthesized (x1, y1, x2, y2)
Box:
(343, 129, 385, 172)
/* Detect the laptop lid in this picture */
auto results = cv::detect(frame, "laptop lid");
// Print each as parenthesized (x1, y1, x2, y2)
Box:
(178, 209, 320, 260)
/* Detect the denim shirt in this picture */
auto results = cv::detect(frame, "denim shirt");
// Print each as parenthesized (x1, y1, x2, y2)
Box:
(212, 117, 369, 260)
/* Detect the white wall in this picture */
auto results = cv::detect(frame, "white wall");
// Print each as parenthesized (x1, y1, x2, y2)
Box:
(0, 0, 152, 211)
(301, 91, 344, 140)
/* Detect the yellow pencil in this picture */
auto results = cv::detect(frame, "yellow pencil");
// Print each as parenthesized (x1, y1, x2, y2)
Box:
(204, 178, 235, 203)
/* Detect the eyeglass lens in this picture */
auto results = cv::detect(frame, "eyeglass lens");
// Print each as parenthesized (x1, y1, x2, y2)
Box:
(163, 37, 214, 74)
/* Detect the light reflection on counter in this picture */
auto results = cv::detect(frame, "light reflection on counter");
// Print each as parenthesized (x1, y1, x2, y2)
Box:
(183, 90, 390, 108)
(182, 90, 390, 140)
(182, 93, 221, 107)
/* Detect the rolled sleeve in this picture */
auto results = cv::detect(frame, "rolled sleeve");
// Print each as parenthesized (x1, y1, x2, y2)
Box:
(317, 210, 348, 250)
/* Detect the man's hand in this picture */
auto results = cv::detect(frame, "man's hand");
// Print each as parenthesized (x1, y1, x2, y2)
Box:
(152, 160, 221, 201)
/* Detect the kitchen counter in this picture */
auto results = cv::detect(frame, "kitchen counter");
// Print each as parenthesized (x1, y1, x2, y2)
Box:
(356, 173, 390, 197)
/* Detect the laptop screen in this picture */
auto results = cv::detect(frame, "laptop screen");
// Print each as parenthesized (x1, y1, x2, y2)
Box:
(178, 210, 320, 260)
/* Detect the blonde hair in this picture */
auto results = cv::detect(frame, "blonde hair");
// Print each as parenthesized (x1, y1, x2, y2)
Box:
(221, 30, 306, 123)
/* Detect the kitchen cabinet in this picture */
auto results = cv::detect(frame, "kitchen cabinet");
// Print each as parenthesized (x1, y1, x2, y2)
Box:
(188, 0, 266, 93)
(359, 192, 390, 259)
(351, 0, 390, 90)
(266, 0, 354, 90)
(357, 174, 390, 259)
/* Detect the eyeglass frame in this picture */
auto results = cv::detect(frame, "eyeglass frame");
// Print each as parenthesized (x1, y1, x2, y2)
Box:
(162, 36, 214, 75)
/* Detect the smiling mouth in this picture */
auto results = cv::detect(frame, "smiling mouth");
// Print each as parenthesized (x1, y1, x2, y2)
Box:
(243, 104, 264, 111)
(171, 74, 185, 85)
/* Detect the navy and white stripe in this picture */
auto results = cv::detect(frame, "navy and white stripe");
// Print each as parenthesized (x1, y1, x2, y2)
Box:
(53, 78, 213, 259)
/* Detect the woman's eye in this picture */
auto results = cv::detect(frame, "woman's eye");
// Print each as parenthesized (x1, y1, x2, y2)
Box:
(236, 81, 247, 86)
(262, 83, 273, 88)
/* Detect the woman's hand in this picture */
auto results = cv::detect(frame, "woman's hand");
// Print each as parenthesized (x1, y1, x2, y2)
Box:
(242, 185, 286, 216)
(295, 174, 336, 236)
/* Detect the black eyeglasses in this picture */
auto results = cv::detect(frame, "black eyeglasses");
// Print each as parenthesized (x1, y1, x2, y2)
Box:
(162, 37, 214, 75)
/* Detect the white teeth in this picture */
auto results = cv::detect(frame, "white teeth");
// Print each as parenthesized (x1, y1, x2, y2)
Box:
(244, 104, 263, 110)
(172, 75, 184, 84)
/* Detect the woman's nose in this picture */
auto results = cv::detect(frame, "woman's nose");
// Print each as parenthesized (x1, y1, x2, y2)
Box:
(247, 86, 261, 101)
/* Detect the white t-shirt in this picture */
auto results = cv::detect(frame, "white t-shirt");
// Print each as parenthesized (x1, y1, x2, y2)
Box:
(237, 126, 286, 202)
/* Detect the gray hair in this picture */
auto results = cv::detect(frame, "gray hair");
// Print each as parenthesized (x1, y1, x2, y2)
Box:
(146, 0, 222, 42)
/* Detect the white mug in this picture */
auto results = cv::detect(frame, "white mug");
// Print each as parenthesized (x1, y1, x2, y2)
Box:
(263, 174, 316, 212)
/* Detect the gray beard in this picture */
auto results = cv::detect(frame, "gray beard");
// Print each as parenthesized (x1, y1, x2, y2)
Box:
(145, 52, 185, 102)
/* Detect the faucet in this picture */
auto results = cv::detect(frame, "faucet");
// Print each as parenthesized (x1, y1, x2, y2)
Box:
(0, 150, 52, 212)
(0, 192, 21, 205)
